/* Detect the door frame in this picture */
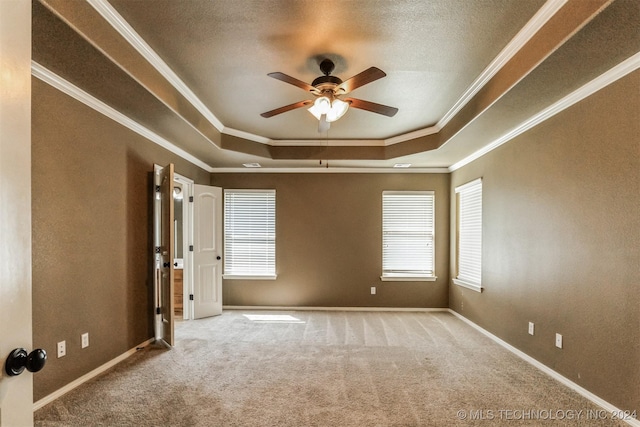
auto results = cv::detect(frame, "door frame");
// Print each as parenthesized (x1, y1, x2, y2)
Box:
(154, 165, 195, 321)
(154, 163, 175, 345)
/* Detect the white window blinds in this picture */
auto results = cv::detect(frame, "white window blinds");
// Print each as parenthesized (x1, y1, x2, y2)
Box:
(223, 190, 276, 278)
(455, 179, 482, 289)
(382, 191, 435, 279)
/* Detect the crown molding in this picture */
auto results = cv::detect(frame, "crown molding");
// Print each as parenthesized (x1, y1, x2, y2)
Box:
(33, 50, 638, 176)
(221, 127, 389, 146)
(222, 127, 271, 144)
(86, 0, 224, 132)
(437, 0, 567, 129)
(367, 0, 566, 147)
(85, 0, 567, 149)
(31, 62, 448, 175)
(39, 1, 635, 175)
(384, 125, 441, 146)
(212, 167, 450, 174)
(267, 139, 387, 147)
(449, 52, 640, 172)
(31, 61, 215, 173)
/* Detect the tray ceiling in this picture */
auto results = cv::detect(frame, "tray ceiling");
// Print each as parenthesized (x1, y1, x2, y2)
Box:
(32, 0, 639, 171)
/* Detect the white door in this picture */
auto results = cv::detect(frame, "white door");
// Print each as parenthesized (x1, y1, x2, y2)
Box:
(193, 184, 223, 319)
(0, 1, 34, 424)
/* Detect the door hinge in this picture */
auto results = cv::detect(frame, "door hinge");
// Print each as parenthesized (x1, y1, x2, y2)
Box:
(155, 246, 161, 253)
(189, 196, 194, 202)
(189, 294, 194, 301)
(189, 245, 194, 252)
(156, 307, 161, 315)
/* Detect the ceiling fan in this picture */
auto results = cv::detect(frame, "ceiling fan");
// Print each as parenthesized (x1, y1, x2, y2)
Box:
(261, 58, 398, 132)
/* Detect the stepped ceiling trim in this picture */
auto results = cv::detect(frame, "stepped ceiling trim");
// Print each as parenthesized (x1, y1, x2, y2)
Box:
(34, 0, 636, 170)
(85, 0, 567, 148)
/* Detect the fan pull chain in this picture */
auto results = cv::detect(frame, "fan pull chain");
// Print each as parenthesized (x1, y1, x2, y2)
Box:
(324, 128, 330, 168)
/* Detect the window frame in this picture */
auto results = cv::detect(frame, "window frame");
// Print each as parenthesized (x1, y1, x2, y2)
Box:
(223, 189, 277, 280)
(381, 190, 437, 282)
(453, 178, 483, 292)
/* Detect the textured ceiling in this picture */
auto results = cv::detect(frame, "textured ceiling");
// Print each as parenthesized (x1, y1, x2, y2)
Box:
(107, 0, 544, 140)
(32, 0, 639, 170)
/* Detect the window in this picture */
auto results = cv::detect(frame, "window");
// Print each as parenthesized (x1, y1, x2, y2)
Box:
(223, 189, 276, 279)
(453, 178, 483, 292)
(382, 191, 436, 281)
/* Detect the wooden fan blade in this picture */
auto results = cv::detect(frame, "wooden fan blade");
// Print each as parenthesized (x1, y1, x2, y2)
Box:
(267, 72, 319, 94)
(345, 98, 398, 117)
(336, 67, 386, 94)
(260, 100, 313, 118)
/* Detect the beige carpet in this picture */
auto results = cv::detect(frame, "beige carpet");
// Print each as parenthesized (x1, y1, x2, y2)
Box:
(35, 310, 625, 426)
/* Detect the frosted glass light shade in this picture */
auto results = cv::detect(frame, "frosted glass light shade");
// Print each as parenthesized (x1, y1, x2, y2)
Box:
(326, 98, 349, 122)
(308, 97, 349, 122)
(308, 97, 331, 119)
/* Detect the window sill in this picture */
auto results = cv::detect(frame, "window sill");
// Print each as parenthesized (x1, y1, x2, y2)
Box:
(453, 278, 483, 293)
(223, 274, 277, 280)
(380, 275, 437, 282)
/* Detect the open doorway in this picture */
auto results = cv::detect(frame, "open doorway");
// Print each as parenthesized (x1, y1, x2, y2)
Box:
(154, 164, 223, 345)
(154, 165, 193, 329)
(172, 175, 224, 321)
(173, 173, 194, 320)
(173, 181, 184, 317)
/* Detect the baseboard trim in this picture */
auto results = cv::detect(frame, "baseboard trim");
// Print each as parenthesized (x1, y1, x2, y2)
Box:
(33, 338, 154, 411)
(223, 305, 449, 312)
(448, 309, 639, 427)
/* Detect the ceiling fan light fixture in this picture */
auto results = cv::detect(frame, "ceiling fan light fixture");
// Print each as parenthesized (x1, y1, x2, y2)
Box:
(326, 98, 349, 123)
(309, 96, 349, 123)
(308, 96, 332, 119)
(263, 59, 396, 127)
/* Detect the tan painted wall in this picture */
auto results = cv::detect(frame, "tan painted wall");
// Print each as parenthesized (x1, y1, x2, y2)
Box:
(211, 173, 450, 308)
(31, 78, 210, 401)
(450, 71, 639, 411)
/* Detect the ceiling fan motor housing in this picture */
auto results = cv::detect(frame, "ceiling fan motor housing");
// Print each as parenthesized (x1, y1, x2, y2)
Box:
(311, 75, 342, 89)
(319, 58, 335, 75)
(312, 59, 343, 93)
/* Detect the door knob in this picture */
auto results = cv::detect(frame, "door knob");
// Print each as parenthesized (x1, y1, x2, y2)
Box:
(5, 348, 47, 376)
(163, 262, 170, 268)
(216, 256, 221, 260)
(173, 262, 178, 267)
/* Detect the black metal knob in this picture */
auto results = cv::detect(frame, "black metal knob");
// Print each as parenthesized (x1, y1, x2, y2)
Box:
(163, 262, 170, 268)
(174, 262, 178, 267)
(5, 349, 27, 376)
(5, 348, 47, 376)
(216, 256, 221, 260)
(27, 349, 47, 373)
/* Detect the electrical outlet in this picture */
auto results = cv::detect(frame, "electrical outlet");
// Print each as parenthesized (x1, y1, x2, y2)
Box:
(371, 287, 376, 295)
(81, 333, 89, 348)
(555, 333, 563, 349)
(528, 322, 535, 335)
(57, 341, 66, 358)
